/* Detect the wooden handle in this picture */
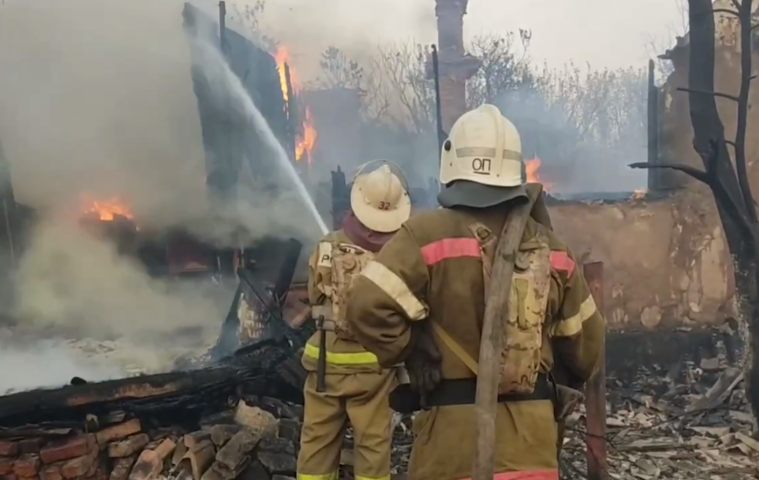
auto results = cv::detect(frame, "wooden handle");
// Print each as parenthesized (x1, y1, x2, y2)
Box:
(472, 196, 537, 480)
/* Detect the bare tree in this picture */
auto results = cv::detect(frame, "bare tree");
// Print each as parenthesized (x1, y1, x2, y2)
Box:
(535, 63, 646, 147)
(307, 34, 648, 191)
(644, 0, 691, 80)
(374, 42, 435, 134)
(631, 0, 759, 432)
(232, 0, 277, 52)
(466, 30, 534, 107)
(312, 47, 364, 90)
(308, 46, 391, 124)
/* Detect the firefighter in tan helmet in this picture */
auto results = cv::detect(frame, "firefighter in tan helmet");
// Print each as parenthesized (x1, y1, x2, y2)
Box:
(346, 104, 605, 480)
(296, 161, 411, 480)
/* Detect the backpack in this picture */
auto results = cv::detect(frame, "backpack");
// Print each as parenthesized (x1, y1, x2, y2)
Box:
(325, 242, 375, 340)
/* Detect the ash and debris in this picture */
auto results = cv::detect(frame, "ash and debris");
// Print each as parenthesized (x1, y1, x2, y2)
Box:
(2, 321, 759, 479)
(545, 189, 668, 206)
(558, 362, 757, 480)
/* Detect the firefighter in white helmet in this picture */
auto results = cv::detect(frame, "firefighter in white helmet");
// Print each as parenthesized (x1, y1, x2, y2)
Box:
(297, 162, 412, 480)
(346, 104, 605, 480)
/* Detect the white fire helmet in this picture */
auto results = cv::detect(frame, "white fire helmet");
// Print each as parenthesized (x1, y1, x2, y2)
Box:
(438, 104, 527, 208)
(350, 160, 411, 233)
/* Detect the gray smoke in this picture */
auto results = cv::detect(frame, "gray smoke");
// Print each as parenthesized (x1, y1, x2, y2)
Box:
(0, 0, 316, 241)
(0, 0, 317, 390)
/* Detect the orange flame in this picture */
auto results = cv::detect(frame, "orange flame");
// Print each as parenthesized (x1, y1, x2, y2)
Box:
(80, 195, 133, 221)
(274, 46, 317, 164)
(524, 158, 555, 191)
(296, 110, 317, 161)
(275, 47, 294, 100)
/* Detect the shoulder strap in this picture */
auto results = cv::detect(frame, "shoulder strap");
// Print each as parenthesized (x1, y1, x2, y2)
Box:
(466, 221, 497, 299)
(431, 322, 479, 375)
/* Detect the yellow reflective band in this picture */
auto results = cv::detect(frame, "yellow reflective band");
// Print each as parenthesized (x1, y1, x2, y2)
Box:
(355, 475, 390, 480)
(297, 472, 338, 480)
(303, 343, 378, 365)
(360, 261, 428, 321)
(551, 295, 597, 337)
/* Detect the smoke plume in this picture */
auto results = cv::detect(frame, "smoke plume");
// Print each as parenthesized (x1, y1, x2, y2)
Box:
(0, 0, 207, 226)
(0, 0, 318, 240)
(0, 0, 326, 389)
(15, 217, 225, 339)
(9, 216, 225, 380)
(0, 338, 124, 394)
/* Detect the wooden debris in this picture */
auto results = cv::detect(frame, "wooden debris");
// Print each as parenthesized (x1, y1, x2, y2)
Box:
(0, 335, 308, 480)
(556, 359, 759, 479)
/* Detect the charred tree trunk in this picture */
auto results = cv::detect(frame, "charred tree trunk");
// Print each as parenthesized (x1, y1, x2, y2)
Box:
(632, 0, 759, 433)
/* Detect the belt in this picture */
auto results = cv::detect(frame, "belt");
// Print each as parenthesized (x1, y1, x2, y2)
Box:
(429, 374, 552, 406)
(389, 374, 553, 413)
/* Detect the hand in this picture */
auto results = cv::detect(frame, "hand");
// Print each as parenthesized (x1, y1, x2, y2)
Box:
(405, 323, 443, 408)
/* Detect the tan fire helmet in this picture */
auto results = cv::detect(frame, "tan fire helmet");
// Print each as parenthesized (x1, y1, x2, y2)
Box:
(350, 160, 411, 233)
(438, 104, 527, 208)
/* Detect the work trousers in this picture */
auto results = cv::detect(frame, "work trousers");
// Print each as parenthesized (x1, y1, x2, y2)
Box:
(297, 369, 395, 480)
(408, 400, 559, 480)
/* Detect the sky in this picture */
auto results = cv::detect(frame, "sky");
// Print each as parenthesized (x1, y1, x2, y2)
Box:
(251, 0, 688, 75)
(0, 0, 689, 72)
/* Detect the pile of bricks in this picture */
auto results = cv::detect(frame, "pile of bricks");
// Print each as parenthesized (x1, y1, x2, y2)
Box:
(0, 399, 303, 480)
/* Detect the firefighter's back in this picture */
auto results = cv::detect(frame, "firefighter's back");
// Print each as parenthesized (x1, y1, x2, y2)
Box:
(400, 206, 560, 480)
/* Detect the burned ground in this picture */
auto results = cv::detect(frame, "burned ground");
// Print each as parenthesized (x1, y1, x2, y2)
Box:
(0, 323, 757, 480)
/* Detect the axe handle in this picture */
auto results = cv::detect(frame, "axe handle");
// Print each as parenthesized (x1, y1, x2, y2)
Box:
(316, 327, 327, 392)
(472, 196, 537, 480)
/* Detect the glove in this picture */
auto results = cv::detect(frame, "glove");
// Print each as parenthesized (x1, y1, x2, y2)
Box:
(404, 322, 443, 409)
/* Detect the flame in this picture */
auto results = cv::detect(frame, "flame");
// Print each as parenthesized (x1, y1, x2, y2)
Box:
(524, 158, 555, 191)
(274, 46, 318, 164)
(296, 109, 317, 161)
(80, 195, 133, 221)
(275, 47, 294, 101)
